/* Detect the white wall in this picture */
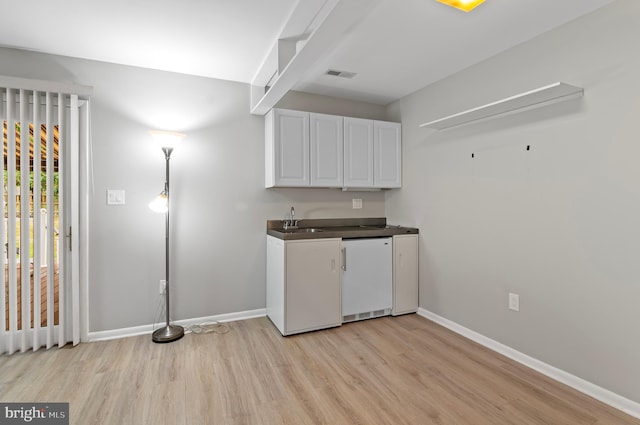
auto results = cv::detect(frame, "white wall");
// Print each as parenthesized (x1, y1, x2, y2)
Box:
(0, 47, 387, 333)
(277, 90, 387, 119)
(4, 0, 637, 407)
(386, 0, 640, 403)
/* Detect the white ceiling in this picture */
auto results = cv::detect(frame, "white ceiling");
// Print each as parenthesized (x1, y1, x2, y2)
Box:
(0, 0, 614, 106)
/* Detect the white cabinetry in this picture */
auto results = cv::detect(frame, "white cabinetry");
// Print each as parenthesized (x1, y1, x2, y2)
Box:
(343, 117, 374, 187)
(265, 108, 310, 187)
(344, 118, 402, 189)
(374, 121, 402, 188)
(266, 236, 342, 336)
(266, 108, 401, 189)
(310, 113, 343, 187)
(392, 234, 419, 315)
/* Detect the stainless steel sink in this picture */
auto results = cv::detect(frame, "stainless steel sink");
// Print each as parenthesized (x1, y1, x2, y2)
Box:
(274, 227, 325, 233)
(288, 228, 324, 233)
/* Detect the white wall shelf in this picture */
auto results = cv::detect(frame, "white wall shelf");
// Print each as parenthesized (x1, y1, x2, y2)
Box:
(419, 82, 584, 130)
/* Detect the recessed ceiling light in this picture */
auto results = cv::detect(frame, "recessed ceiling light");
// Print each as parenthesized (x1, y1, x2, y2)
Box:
(437, 0, 485, 12)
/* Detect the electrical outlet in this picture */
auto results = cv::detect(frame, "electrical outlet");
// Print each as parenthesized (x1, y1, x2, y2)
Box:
(159, 280, 166, 295)
(509, 293, 520, 312)
(352, 198, 363, 209)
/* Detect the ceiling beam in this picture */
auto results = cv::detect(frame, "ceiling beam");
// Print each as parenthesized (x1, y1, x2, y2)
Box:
(250, 0, 380, 115)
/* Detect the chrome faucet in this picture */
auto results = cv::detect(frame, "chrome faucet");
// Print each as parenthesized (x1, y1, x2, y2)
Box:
(283, 206, 298, 229)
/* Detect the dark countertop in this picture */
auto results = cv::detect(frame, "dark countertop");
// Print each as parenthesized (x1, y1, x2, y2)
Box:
(267, 217, 419, 240)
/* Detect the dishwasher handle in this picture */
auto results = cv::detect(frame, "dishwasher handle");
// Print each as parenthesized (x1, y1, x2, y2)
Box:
(341, 247, 347, 271)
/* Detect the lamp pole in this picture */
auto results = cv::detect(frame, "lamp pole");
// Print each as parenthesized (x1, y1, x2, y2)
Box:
(152, 146, 184, 343)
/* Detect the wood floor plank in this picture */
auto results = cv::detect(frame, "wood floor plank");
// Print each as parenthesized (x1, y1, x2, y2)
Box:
(0, 314, 638, 425)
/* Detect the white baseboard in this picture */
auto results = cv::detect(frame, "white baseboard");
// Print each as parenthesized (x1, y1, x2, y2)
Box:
(417, 308, 640, 420)
(87, 308, 267, 342)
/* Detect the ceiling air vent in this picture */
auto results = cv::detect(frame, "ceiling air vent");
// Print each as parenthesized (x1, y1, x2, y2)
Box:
(326, 69, 357, 79)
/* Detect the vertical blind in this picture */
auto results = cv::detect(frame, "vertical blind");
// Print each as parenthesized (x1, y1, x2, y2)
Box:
(1, 84, 79, 354)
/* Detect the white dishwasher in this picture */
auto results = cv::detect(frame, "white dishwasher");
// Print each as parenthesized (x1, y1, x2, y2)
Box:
(341, 237, 393, 322)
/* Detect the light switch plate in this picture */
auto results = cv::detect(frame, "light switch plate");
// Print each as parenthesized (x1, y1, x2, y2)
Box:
(509, 293, 520, 312)
(352, 198, 363, 209)
(107, 189, 125, 205)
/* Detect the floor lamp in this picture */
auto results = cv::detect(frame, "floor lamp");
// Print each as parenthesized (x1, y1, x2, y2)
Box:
(149, 130, 186, 343)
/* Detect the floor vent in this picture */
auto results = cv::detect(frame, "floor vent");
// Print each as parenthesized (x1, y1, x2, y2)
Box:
(343, 308, 391, 323)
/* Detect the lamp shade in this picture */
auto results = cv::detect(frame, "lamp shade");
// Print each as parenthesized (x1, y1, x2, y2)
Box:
(150, 130, 186, 149)
(149, 191, 168, 213)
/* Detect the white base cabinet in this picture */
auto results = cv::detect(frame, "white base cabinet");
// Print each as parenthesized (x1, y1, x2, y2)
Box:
(392, 234, 419, 315)
(266, 233, 419, 335)
(266, 236, 342, 336)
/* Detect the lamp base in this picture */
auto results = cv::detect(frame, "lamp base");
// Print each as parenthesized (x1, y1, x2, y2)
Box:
(152, 324, 185, 343)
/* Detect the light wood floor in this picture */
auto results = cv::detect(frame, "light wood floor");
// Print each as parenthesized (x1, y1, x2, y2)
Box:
(0, 314, 638, 425)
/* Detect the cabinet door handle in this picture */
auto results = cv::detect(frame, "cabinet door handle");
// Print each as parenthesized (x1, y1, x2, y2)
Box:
(341, 247, 347, 271)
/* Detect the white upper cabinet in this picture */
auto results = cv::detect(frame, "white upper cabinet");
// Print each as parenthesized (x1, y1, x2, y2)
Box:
(266, 108, 402, 189)
(310, 113, 343, 187)
(344, 118, 402, 189)
(266, 108, 310, 187)
(344, 117, 374, 188)
(374, 121, 402, 188)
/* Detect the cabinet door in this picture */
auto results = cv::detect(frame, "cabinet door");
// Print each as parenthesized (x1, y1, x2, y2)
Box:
(374, 121, 402, 188)
(343, 117, 374, 187)
(392, 235, 419, 315)
(267, 109, 309, 187)
(266, 236, 285, 334)
(286, 239, 341, 334)
(310, 113, 343, 187)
